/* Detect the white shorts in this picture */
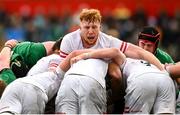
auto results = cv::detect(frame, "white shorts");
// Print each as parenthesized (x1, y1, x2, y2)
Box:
(0, 81, 48, 114)
(55, 74, 107, 114)
(124, 72, 175, 114)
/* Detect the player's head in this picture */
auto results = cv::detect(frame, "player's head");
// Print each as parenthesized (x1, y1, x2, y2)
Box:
(52, 38, 63, 54)
(138, 26, 160, 54)
(79, 8, 102, 23)
(79, 9, 102, 47)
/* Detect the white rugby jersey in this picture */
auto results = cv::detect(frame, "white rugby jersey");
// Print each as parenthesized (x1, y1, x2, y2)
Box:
(17, 67, 65, 101)
(60, 29, 128, 59)
(65, 59, 108, 88)
(27, 54, 61, 76)
(121, 58, 164, 79)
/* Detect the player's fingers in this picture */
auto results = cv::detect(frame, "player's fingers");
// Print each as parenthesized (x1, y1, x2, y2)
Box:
(5, 39, 18, 48)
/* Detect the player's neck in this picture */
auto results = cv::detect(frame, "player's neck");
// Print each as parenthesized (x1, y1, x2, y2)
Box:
(82, 38, 95, 48)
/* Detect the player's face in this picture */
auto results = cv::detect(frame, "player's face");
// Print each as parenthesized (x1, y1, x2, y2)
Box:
(80, 20, 101, 46)
(138, 40, 155, 53)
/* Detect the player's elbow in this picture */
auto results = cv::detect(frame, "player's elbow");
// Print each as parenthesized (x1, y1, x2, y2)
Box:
(108, 70, 121, 80)
(110, 48, 121, 58)
(108, 64, 122, 81)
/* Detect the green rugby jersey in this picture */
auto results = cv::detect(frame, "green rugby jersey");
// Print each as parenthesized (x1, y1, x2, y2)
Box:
(0, 42, 47, 85)
(155, 48, 174, 64)
(11, 42, 47, 69)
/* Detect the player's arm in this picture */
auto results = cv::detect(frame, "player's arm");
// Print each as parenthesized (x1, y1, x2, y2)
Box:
(71, 48, 126, 66)
(0, 39, 18, 71)
(59, 48, 126, 72)
(165, 62, 180, 78)
(124, 43, 164, 71)
(58, 49, 94, 72)
(59, 35, 73, 60)
(85, 47, 126, 80)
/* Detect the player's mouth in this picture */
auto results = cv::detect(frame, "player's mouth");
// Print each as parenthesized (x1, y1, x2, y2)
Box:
(87, 36, 95, 39)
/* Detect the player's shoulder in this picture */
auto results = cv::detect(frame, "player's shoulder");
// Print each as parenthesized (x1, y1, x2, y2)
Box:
(62, 29, 81, 44)
(156, 48, 174, 63)
(99, 31, 121, 42)
(156, 48, 171, 57)
(64, 29, 80, 39)
(100, 31, 115, 39)
(15, 41, 31, 47)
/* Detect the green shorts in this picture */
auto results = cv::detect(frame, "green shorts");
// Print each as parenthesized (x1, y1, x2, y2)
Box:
(0, 68, 16, 85)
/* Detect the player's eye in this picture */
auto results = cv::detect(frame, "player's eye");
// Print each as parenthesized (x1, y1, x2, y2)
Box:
(92, 26, 97, 29)
(147, 44, 153, 47)
(85, 26, 90, 29)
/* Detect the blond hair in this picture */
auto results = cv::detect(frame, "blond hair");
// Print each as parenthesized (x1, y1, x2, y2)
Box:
(79, 9, 102, 23)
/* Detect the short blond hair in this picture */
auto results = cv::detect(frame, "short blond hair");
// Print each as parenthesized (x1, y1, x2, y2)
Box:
(79, 9, 102, 23)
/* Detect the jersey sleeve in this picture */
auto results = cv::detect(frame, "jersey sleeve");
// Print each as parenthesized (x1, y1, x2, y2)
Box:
(60, 34, 73, 59)
(119, 42, 129, 53)
(110, 37, 129, 53)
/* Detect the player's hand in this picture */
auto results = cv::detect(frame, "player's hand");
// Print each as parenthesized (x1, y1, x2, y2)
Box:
(164, 63, 174, 73)
(4, 39, 19, 49)
(70, 55, 82, 65)
(70, 53, 91, 65)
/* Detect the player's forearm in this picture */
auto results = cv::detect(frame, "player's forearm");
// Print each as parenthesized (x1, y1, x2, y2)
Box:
(85, 48, 121, 59)
(125, 44, 164, 71)
(59, 51, 75, 72)
(87, 48, 126, 66)
(59, 49, 94, 72)
(108, 62, 122, 80)
(167, 63, 180, 78)
(0, 47, 12, 69)
(141, 50, 164, 71)
(70, 48, 126, 66)
(0, 39, 18, 69)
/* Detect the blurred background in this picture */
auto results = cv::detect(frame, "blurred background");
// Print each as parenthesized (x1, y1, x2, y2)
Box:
(0, 0, 180, 61)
